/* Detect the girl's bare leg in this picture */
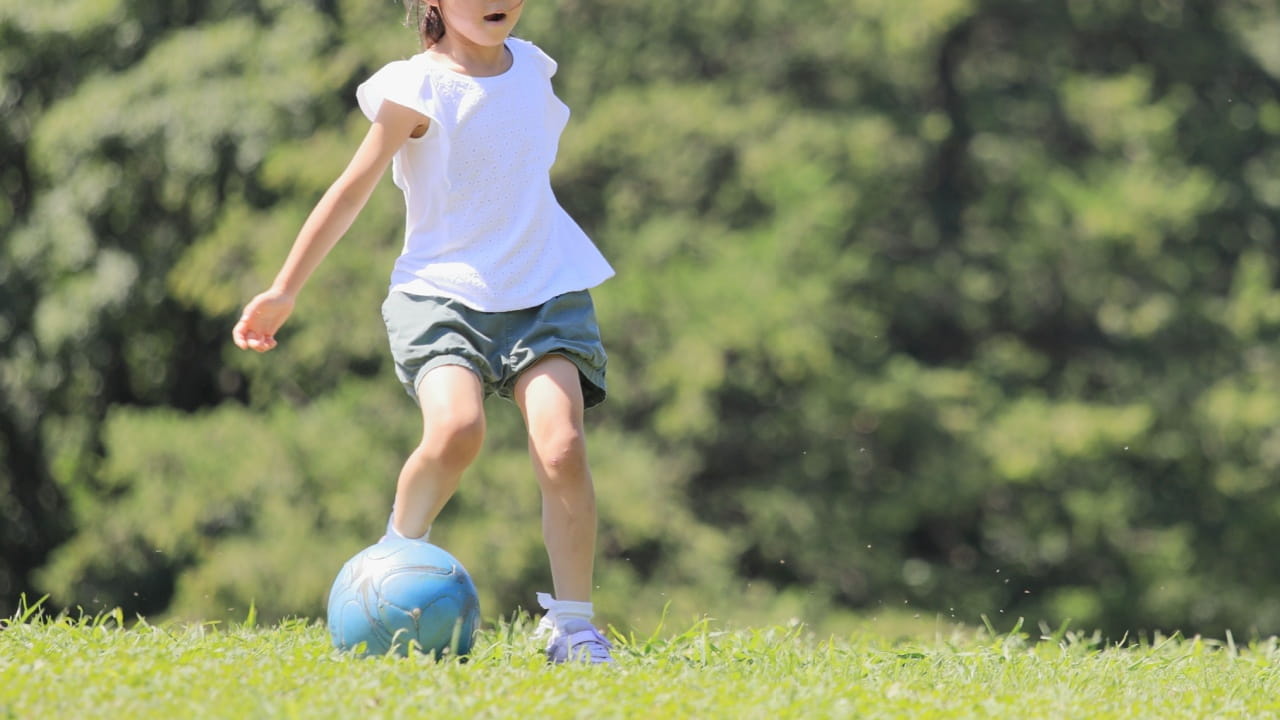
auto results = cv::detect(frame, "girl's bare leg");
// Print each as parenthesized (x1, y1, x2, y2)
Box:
(392, 364, 486, 539)
(514, 355, 596, 602)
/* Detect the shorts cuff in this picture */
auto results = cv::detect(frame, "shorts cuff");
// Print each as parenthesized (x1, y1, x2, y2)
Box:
(411, 356, 484, 400)
(528, 350, 608, 409)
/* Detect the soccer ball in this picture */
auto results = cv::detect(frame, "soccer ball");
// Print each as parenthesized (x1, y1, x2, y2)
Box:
(326, 537, 480, 658)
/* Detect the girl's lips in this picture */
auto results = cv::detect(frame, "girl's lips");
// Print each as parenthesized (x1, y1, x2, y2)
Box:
(483, 1, 521, 22)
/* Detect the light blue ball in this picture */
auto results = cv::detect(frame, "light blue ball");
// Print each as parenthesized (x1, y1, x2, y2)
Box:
(326, 538, 480, 658)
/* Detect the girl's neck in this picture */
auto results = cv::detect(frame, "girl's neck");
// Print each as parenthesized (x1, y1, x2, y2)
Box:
(425, 38, 512, 77)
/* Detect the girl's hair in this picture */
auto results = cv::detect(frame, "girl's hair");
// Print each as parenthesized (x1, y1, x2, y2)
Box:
(404, 0, 445, 47)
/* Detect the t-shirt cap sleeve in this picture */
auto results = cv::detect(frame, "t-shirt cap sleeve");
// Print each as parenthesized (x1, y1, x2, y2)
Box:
(356, 59, 436, 123)
(511, 37, 558, 78)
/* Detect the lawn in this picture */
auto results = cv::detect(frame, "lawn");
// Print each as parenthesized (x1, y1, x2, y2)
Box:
(3, 602, 1278, 719)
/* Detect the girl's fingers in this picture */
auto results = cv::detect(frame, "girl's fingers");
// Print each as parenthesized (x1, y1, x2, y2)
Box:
(232, 322, 250, 349)
(248, 332, 276, 352)
(233, 293, 292, 352)
(232, 320, 277, 352)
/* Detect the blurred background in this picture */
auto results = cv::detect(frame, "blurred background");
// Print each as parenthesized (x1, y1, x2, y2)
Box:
(2, 0, 1279, 639)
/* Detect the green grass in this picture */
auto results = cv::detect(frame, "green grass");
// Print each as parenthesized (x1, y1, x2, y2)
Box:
(3, 601, 1279, 719)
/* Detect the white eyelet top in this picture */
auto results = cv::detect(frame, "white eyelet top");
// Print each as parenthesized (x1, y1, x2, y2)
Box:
(356, 38, 613, 312)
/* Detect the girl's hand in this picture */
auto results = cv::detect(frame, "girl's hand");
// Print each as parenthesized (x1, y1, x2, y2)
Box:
(232, 290, 295, 352)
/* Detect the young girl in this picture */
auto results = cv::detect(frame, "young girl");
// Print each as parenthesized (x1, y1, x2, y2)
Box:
(232, 0, 615, 664)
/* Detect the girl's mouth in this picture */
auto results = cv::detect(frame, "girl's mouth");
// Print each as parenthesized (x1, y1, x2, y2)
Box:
(483, 12, 506, 22)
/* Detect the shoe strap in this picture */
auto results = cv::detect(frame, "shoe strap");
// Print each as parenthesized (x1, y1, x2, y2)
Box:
(565, 629, 613, 660)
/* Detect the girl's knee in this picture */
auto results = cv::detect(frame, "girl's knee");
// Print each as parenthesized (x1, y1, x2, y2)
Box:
(416, 364, 485, 454)
(530, 423, 589, 478)
(421, 408, 486, 465)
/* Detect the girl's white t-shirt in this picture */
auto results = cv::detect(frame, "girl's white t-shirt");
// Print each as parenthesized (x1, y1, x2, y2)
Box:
(356, 38, 614, 312)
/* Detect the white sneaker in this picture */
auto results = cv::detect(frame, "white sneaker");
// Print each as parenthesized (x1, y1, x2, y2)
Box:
(545, 627, 615, 665)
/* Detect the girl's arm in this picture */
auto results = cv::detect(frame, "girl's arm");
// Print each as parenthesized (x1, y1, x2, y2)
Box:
(233, 102, 430, 353)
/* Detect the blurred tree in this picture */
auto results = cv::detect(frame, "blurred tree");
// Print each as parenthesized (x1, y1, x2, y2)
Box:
(0, 0, 368, 615)
(4, 0, 1279, 637)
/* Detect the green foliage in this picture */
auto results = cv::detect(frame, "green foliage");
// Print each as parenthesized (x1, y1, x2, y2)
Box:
(3, 0, 1280, 639)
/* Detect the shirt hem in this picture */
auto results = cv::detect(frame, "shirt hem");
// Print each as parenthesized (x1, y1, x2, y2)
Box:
(386, 272, 615, 313)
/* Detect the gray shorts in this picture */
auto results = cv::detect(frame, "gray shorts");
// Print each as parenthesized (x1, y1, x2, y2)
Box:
(381, 289, 607, 408)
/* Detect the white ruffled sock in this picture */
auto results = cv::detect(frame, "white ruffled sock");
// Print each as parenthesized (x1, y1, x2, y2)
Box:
(536, 592, 596, 636)
(383, 510, 430, 542)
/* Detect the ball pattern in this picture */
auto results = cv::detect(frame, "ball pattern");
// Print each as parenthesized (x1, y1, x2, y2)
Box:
(327, 538, 480, 658)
